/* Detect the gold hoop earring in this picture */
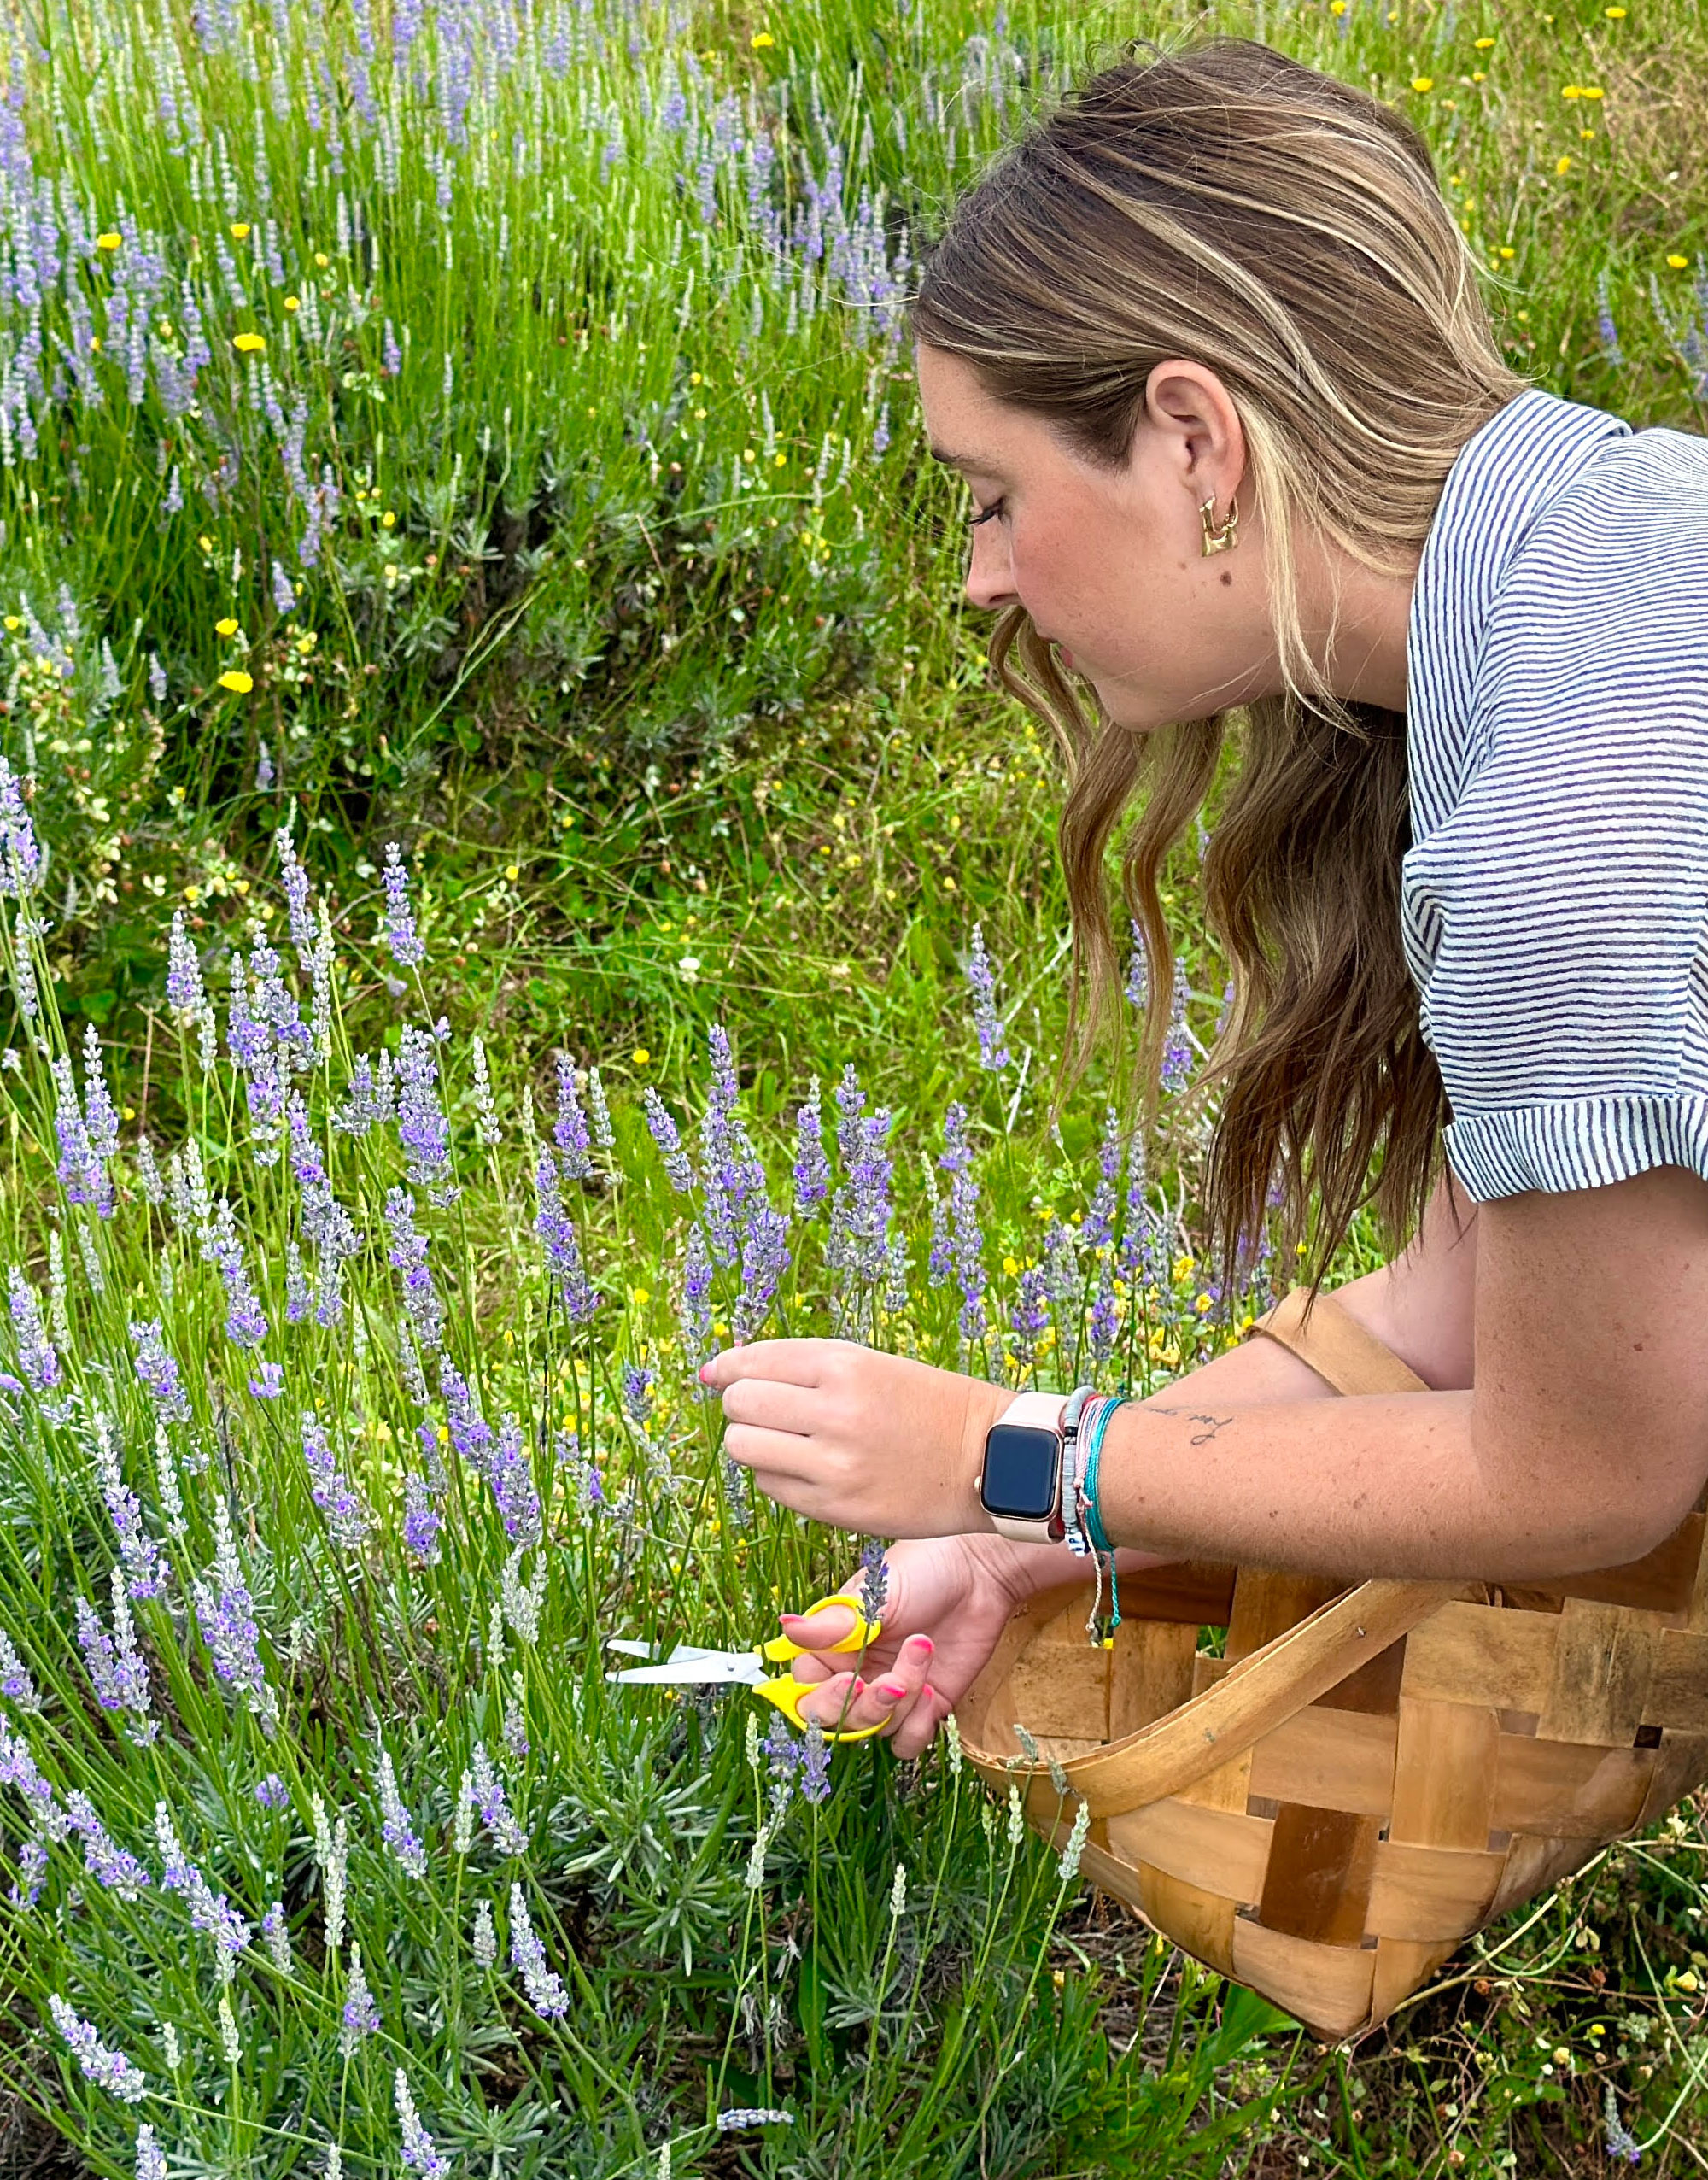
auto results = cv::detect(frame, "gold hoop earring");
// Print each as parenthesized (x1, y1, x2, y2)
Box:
(1200, 490, 1240, 557)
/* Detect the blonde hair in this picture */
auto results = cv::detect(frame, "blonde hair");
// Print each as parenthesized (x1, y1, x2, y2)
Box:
(911, 35, 1528, 1292)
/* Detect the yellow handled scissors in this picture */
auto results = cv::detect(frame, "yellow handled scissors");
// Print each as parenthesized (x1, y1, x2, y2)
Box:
(604, 1592, 886, 1742)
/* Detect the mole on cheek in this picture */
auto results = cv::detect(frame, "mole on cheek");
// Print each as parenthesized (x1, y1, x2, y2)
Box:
(1220, 571, 1233, 587)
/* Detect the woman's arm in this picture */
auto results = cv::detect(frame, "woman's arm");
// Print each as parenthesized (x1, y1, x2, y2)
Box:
(998, 1169, 1481, 1597)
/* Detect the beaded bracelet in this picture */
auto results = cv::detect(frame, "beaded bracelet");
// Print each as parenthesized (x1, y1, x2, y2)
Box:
(1060, 1384, 1097, 1557)
(1078, 1392, 1125, 1640)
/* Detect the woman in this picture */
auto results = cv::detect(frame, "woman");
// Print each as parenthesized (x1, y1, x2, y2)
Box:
(699, 38, 1708, 1755)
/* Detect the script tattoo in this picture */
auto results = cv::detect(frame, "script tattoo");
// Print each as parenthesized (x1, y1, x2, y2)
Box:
(1148, 1408, 1236, 1447)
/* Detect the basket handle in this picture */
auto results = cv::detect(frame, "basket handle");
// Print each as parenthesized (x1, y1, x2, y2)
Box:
(1004, 1286, 1456, 1816)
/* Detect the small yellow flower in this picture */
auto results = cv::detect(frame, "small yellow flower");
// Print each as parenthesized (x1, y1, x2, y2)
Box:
(773, 452, 786, 467)
(632, 1046, 651, 1065)
(505, 862, 519, 881)
(1561, 83, 1582, 97)
(1330, 1, 1346, 14)
(96, 231, 121, 251)
(90, 335, 101, 351)
(1582, 84, 1604, 98)
(689, 371, 703, 386)
(1556, 155, 1573, 174)
(232, 331, 266, 354)
(751, 29, 775, 46)
(712, 1320, 729, 1338)
(1472, 69, 1486, 81)
(217, 669, 254, 694)
(284, 295, 300, 311)
(1002, 1255, 1020, 1276)
(629, 1286, 651, 1307)
(1605, 4, 1626, 13)
(315, 249, 330, 267)
(229, 221, 250, 240)
(1473, 33, 1495, 45)
(381, 510, 396, 528)
(1669, 255, 1690, 269)
(1410, 75, 1434, 92)
(2, 617, 17, 632)
(1499, 244, 1516, 259)
(184, 884, 202, 905)
(198, 534, 214, 552)
(215, 616, 239, 636)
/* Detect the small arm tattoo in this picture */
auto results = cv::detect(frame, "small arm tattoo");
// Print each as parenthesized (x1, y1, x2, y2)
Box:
(1147, 1408, 1237, 1447)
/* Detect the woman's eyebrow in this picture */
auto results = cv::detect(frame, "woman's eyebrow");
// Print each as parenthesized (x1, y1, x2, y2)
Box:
(927, 445, 1003, 473)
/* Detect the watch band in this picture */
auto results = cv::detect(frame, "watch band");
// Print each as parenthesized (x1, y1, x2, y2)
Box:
(980, 1388, 1070, 1544)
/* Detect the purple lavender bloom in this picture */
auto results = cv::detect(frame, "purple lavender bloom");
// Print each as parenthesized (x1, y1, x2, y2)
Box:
(1605, 2084, 1642, 2165)
(440, 1359, 494, 1472)
(1161, 977, 1194, 1095)
(208, 1209, 270, 1351)
(735, 1201, 791, 1341)
(799, 1720, 831, 1805)
(1596, 270, 1626, 370)
(8, 1266, 71, 1422)
(507, 1883, 569, 2017)
(342, 1948, 380, 2045)
(1006, 1266, 1051, 1372)
(248, 1360, 284, 1398)
(383, 319, 402, 377)
(11, 1835, 47, 1907)
(1124, 919, 1149, 1009)
(52, 1057, 114, 1216)
(0, 1721, 69, 1843)
(793, 1078, 831, 1216)
(553, 1052, 594, 1180)
(377, 1749, 427, 1878)
(396, 2070, 450, 2178)
(0, 1631, 38, 1711)
(301, 1411, 370, 1547)
(0, 758, 44, 897)
(254, 1773, 289, 1809)
(829, 1095, 894, 1292)
(129, 1316, 192, 1421)
(396, 1023, 458, 1204)
(63, 1792, 151, 1898)
(402, 1472, 442, 1564)
(621, 1364, 653, 1427)
(764, 1711, 798, 1817)
(485, 1414, 541, 1546)
(964, 925, 1010, 1072)
(469, 1741, 527, 1855)
(154, 1802, 252, 1958)
(384, 1187, 444, 1353)
(641, 1086, 697, 1193)
(275, 827, 316, 972)
(939, 1105, 989, 1355)
(533, 1151, 600, 1322)
(380, 842, 426, 968)
(332, 1055, 383, 1138)
(166, 910, 205, 1012)
(857, 1538, 889, 1622)
(271, 560, 295, 615)
(73, 1591, 152, 1724)
(699, 1027, 769, 1269)
(47, 1996, 149, 2103)
(678, 1222, 715, 1361)
(1081, 1106, 1124, 1253)
(189, 1528, 275, 1732)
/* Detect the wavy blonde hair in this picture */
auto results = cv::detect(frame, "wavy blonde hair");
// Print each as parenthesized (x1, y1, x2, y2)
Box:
(911, 35, 1527, 1294)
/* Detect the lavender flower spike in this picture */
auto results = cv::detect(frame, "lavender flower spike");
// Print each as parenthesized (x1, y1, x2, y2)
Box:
(8, 1266, 72, 1423)
(964, 924, 1010, 1072)
(395, 2069, 452, 2179)
(381, 841, 426, 967)
(129, 1318, 192, 1425)
(377, 1748, 428, 1878)
(166, 910, 205, 1014)
(341, 1944, 380, 2053)
(46, 1995, 149, 2103)
(155, 1802, 252, 1964)
(507, 1882, 569, 2017)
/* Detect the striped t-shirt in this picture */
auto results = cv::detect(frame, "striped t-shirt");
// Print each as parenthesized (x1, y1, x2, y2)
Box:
(1402, 384, 1708, 1202)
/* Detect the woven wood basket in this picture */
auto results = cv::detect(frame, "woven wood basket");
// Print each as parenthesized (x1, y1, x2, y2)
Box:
(957, 1286, 1708, 2042)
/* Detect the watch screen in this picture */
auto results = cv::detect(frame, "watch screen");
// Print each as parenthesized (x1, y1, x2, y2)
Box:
(981, 1423, 1059, 1520)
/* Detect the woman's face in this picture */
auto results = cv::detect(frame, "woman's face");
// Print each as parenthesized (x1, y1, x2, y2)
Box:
(914, 343, 1282, 733)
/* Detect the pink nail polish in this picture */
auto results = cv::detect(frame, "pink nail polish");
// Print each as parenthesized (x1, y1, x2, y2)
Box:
(878, 1681, 906, 1702)
(915, 1637, 935, 1656)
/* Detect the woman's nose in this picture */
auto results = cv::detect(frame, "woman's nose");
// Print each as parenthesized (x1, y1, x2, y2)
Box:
(964, 531, 1017, 614)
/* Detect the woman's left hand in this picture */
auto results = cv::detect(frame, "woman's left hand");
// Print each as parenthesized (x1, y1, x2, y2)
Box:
(698, 1338, 1007, 1538)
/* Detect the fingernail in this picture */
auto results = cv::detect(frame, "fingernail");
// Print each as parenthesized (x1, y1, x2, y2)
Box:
(779, 1613, 808, 1629)
(914, 1637, 935, 1656)
(922, 1684, 938, 1705)
(698, 1362, 713, 1383)
(851, 1678, 867, 1696)
(877, 1681, 906, 1702)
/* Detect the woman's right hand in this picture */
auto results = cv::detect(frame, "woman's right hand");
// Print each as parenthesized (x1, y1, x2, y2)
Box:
(782, 1532, 1042, 1759)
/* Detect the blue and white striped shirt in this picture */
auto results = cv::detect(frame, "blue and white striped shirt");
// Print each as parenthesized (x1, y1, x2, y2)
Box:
(1403, 384, 1708, 1202)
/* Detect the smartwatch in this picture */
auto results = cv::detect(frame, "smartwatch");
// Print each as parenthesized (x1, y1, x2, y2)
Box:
(978, 1390, 1069, 1544)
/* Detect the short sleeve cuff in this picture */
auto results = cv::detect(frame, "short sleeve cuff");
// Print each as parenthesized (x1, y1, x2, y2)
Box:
(1444, 1096, 1708, 1201)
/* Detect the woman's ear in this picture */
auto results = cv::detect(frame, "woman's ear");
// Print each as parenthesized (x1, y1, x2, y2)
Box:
(1143, 360, 1248, 509)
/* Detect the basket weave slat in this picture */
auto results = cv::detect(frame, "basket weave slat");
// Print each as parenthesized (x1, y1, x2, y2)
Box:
(957, 1283, 1708, 2041)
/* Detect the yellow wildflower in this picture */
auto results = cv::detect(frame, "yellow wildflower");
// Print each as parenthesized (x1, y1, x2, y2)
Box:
(632, 1046, 651, 1065)
(1499, 245, 1516, 259)
(1473, 33, 1495, 45)
(2, 617, 17, 632)
(1561, 83, 1582, 97)
(215, 616, 239, 636)
(1669, 255, 1690, 269)
(1556, 155, 1572, 174)
(1605, 4, 1626, 13)
(1410, 75, 1434, 92)
(629, 1286, 651, 1307)
(284, 295, 300, 311)
(230, 221, 250, 240)
(751, 29, 775, 46)
(232, 331, 266, 354)
(314, 250, 330, 267)
(96, 231, 121, 251)
(1582, 84, 1604, 97)
(381, 510, 396, 528)
(1003, 1256, 1020, 1276)
(217, 670, 254, 694)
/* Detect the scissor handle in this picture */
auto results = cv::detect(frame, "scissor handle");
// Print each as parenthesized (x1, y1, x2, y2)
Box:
(752, 1673, 888, 1742)
(758, 1591, 881, 1666)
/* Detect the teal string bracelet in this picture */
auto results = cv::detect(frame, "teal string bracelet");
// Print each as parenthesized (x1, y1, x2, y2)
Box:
(1079, 1393, 1124, 1632)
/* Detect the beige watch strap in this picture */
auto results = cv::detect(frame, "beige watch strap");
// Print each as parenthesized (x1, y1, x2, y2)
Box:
(1246, 1285, 1430, 1398)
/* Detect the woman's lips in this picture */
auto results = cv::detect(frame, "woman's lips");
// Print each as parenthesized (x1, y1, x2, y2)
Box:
(1059, 646, 1076, 671)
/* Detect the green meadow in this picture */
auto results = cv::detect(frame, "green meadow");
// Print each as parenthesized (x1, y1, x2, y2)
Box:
(0, 0, 1703, 2170)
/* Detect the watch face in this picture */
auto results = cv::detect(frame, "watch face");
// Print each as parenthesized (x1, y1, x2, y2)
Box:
(980, 1423, 1060, 1521)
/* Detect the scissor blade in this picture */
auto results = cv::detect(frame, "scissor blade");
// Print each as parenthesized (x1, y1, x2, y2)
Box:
(605, 1638, 658, 1660)
(606, 1654, 763, 1687)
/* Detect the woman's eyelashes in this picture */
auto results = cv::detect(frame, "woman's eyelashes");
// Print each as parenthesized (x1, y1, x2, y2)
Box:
(966, 496, 1007, 528)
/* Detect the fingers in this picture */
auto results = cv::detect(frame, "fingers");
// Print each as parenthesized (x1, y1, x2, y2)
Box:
(794, 1632, 936, 1741)
(698, 1339, 831, 1393)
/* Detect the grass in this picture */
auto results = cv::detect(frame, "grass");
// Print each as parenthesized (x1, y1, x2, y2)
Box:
(0, 0, 1705, 2170)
